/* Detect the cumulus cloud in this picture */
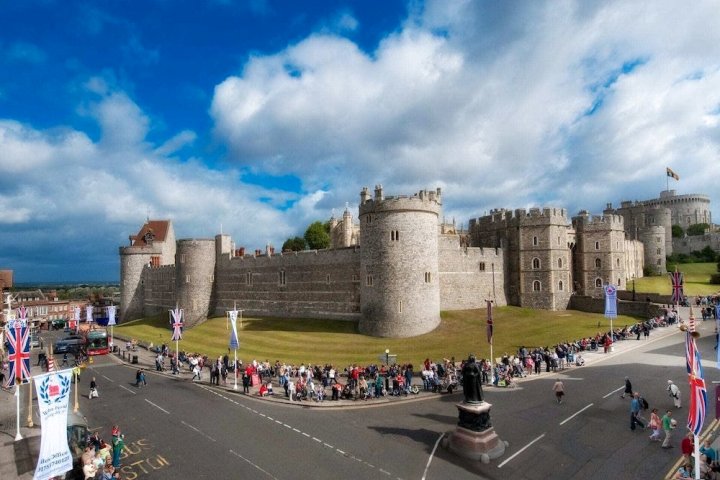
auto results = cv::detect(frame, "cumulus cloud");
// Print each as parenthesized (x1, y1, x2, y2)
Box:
(211, 0, 720, 223)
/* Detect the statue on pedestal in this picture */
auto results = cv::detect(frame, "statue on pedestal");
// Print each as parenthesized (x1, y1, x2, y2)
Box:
(462, 354, 483, 404)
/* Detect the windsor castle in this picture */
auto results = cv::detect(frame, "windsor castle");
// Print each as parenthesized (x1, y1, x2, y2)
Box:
(119, 186, 713, 338)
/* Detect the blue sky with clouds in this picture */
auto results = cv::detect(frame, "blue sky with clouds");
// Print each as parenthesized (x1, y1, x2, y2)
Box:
(1, 0, 719, 282)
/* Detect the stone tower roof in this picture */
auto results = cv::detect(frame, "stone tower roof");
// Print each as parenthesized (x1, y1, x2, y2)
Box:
(130, 220, 171, 246)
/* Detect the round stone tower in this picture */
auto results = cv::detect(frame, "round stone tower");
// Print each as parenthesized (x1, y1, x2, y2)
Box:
(175, 239, 216, 328)
(639, 225, 667, 274)
(119, 246, 153, 322)
(359, 185, 441, 337)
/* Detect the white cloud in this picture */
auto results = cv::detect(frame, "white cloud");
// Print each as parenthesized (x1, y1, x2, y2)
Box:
(210, 0, 720, 220)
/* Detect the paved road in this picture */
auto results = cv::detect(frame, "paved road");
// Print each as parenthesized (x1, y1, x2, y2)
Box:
(70, 318, 714, 480)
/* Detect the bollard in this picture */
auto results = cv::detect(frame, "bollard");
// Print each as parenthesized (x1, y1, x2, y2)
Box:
(132, 355, 139, 364)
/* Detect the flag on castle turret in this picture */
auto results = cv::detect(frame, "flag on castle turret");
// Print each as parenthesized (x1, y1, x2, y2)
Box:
(666, 167, 680, 181)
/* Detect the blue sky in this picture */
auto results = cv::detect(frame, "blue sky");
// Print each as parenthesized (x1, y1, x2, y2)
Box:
(1, 0, 719, 282)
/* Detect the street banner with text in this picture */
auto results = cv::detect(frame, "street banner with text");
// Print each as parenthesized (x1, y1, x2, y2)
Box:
(33, 369, 73, 480)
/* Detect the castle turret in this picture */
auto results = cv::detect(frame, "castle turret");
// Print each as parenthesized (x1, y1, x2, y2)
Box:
(175, 238, 216, 328)
(572, 213, 626, 296)
(358, 186, 441, 337)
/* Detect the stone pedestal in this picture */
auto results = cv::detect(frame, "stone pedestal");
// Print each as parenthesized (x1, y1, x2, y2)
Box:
(444, 401, 507, 464)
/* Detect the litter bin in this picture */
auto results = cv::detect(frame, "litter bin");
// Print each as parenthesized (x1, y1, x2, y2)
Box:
(132, 355, 139, 364)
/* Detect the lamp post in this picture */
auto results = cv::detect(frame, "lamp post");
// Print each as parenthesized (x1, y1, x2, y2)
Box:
(632, 274, 636, 301)
(385, 349, 390, 366)
(73, 368, 79, 413)
(26, 379, 33, 427)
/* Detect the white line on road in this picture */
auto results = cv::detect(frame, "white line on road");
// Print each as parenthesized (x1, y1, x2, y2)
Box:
(181, 420, 216, 442)
(421, 433, 444, 480)
(144, 398, 170, 414)
(559, 403, 594, 426)
(101, 374, 114, 382)
(497, 433, 545, 468)
(229, 449, 279, 480)
(119, 385, 136, 395)
(560, 378, 584, 381)
(603, 386, 624, 398)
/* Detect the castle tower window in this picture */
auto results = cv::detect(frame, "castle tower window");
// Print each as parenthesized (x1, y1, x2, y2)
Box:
(532, 258, 540, 269)
(533, 236, 538, 246)
(479, 262, 486, 272)
(399, 300, 403, 313)
(326, 274, 331, 284)
(557, 236, 561, 246)
(657, 259, 662, 266)
(180, 254, 186, 263)
(558, 281, 564, 291)
(617, 278, 621, 287)
(366, 275, 374, 287)
(390, 230, 400, 241)
(595, 258, 601, 269)
(558, 258, 563, 268)
(595, 241, 600, 250)
(657, 248, 661, 255)
(595, 278, 602, 288)
(616, 258, 620, 267)
(424, 272, 432, 283)
(533, 280, 541, 292)
(279, 270, 286, 286)
(245, 272, 252, 285)
(185, 275, 190, 284)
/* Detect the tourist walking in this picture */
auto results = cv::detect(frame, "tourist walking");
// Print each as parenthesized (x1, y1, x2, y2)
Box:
(552, 379, 565, 404)
(111, 428, 124, 468)
(630, 392, 645, 430)
(661, 410, 674, 448)
(89, 377, 99, 399)
(621, 377, 632, 399)
(648, 408, 662, 441)
(667, 380, 681, 408)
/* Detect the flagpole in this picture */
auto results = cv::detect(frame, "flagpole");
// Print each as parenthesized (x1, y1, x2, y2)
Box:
(14, 381, 22, 440)
(26, 379, 33, 427)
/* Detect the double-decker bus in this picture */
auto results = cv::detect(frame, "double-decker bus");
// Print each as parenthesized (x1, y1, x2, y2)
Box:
(86, 329, 110, 356)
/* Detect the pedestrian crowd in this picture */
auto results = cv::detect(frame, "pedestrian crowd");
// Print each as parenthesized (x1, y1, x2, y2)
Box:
(77, 424, 125, 480)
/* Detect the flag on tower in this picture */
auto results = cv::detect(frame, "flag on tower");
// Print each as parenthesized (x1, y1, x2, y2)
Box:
(228, 309, 239, 350)
(170, 307, 183, 341)
(5, 320, 31, 387)
(685, 327, 707, 435)
(670, 270, 684, 305)
(666, 167, 680, 181)
(486, 300, 493, 344)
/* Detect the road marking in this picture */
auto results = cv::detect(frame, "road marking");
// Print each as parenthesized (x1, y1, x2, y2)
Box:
(498, 433, 545, 468)
(181, 420, 217, 442)
(603, 386, 624, 398)
(229, 449, 279, 480)
(379, 468, 392, 476)
(421, 432, 444, 480)
(312, 437, 322, 443)
(293, 428, 301, 433)
(560, 377, 584, 381)
(336, 448, 346, 455)
(302, 432, 310, 438)
(119, 385, 136, 395)
(145, 399, 170, 414)
(101, 374, 114, 382)
(559, 403, 594, 426)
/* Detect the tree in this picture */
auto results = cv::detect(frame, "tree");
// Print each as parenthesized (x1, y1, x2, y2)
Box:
(282, 236, 306, 252)
(304, 221, 330, 250)
(686, 223, 710, 236)
(671, 225, 684, 238)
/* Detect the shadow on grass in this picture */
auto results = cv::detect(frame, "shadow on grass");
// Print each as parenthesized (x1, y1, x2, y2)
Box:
(238, 317, 359, 334)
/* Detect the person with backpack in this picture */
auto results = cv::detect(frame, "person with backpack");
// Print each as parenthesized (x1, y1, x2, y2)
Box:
(630, 392, 645, 430)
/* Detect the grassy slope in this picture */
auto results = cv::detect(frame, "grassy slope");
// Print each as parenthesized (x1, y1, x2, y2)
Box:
(115, 307, 641, 367)
(634, 262, 719, 296)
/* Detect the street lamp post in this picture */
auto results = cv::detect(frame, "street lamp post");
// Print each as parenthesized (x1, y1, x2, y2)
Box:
(632, 274, 636, 301)
(385, 349, 390, 366)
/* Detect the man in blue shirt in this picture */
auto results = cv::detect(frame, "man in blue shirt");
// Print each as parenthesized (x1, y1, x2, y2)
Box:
(630, 392, 645, 430)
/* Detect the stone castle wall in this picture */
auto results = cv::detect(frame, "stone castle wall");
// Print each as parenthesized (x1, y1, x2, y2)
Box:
(142, 265, 176, 316)
(214, 247, 361, 320)
(438, 235, 507, 310)
(175, 239, 216, 328)
(672, 232, 720, 255)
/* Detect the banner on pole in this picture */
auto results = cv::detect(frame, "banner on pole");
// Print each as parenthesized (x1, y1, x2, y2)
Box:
(486, 300, 493, 344)
(107, 305, 117, 326)
(229, 310, 239, 350)
(33, 369, 74, 480)
(685, 331, 707, 435)
(170, 307, 183, 341)
(86, 305, 93, 324)
(670, 271, 684, 305)
(604, 284, 617, 318)
(5, 318, 30, 387)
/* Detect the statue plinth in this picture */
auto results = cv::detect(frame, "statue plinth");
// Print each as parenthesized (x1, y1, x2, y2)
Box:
(444, 401, 507, 464)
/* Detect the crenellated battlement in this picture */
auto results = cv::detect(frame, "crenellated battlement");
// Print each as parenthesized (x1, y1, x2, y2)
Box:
(572, 212, 624, 230)
(472, 206, 568, 229)
(359, 185, 442, 217)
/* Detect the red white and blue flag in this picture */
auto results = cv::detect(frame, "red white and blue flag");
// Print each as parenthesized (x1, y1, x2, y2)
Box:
(170, 307, 183, 341)
(685, 324, 707, 435)
(5, 320, 31, 387)
(670, 271, 684, 305)
(486, 300, 493, 344)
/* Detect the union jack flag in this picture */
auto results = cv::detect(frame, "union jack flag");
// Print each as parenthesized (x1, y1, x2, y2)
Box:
(170, 307, 183, 341)
(5, 321, 31, 387)
(486, 300, 494, 344)
(686, 330, 707, 435)
(670, 271, 684, 305)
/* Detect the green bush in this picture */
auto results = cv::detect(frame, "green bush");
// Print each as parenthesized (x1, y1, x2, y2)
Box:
(672, 225, 684, 238)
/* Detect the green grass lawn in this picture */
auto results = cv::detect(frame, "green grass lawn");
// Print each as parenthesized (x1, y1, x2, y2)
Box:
(634, 262, 719, 296)
(114, 307, 641, 367)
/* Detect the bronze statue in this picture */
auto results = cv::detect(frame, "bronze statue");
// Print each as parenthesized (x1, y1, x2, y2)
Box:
(462, 354, 483, 404)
